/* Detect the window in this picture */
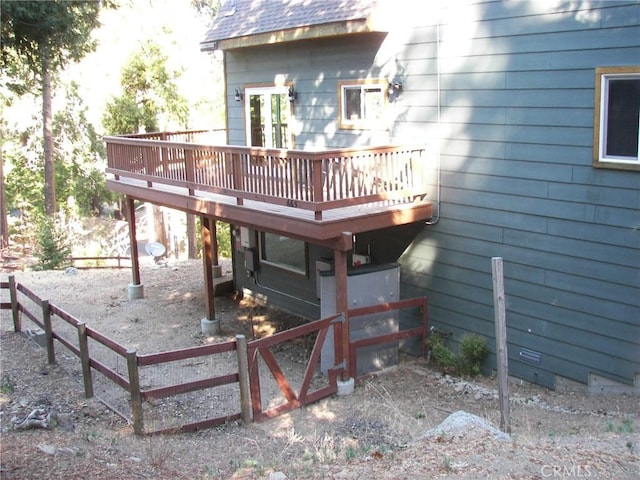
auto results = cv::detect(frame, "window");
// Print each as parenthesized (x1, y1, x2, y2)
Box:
(594, 66, 640, 170)
(338, 79, 387, 129)
(260, 232, 307, 275)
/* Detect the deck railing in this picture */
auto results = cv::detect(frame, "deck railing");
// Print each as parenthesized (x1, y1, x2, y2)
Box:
(105, 130, 428, 220)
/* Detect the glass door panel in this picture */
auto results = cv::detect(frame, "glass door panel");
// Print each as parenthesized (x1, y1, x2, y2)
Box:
(246, 87, 292, 148)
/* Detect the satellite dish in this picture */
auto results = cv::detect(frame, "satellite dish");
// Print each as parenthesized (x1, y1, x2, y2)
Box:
(144, 242, 166, 259)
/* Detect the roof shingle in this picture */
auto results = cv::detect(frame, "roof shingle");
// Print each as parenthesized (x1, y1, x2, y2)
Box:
(201, 0, 378, 50)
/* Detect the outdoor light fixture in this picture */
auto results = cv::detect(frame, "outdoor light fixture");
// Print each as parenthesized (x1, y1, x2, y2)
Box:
(388, 81, 402, 96)
(288, 86, 297, 102)
(234, 88, 243, 102)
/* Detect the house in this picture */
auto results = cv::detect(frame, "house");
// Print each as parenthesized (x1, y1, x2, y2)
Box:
(106, 0, 639, 392)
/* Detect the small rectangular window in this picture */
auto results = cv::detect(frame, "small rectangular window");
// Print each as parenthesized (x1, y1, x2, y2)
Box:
(338, 79, 387, 129)
(594, 66, 640, 170)
(260, 232, 307, 275)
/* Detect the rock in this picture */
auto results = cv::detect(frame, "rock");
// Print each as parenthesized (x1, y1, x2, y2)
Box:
(419, 410, 511, 442)
(37, 444, 56, 455)
(269, 473, 287, 480)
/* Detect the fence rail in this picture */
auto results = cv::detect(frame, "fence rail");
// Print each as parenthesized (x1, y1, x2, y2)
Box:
(0, 275, 249, 435)
(1, 274, 428, 434)
(70, 256, 131, 269)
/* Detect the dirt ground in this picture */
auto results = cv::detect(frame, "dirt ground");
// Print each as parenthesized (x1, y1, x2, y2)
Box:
(1, 259, 638, 479)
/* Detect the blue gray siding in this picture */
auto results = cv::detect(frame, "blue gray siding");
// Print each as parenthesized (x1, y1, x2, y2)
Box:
(223, 0, 640, 388)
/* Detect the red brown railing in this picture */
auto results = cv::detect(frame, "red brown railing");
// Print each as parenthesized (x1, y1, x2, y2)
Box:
(105, 131, 428, 220)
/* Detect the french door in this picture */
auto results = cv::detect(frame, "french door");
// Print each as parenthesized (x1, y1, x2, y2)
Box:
(244, 86, 293, 148)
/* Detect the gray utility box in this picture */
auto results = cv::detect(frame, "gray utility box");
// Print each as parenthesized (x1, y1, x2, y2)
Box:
(319, 263, 400, 377)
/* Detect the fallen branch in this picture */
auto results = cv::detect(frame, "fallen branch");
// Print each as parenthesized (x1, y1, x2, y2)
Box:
(12, 408, 52, 430)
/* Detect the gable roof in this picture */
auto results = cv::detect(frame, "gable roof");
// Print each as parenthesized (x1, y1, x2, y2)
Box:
(201, 0, 381, 51)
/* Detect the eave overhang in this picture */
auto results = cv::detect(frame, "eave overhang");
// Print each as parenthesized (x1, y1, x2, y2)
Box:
(201, 18, 378, 51)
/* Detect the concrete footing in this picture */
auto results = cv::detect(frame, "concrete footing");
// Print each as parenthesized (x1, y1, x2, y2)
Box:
(201, 317, 220, 336)
(337, 377, 355, 396)
(213, 265, 223, 278)
(127, 283, 144, 300)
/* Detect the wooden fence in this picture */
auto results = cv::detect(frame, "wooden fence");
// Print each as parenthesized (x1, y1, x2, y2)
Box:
(0, 276, 250, 435)
(69, 256, 131, 269)
(1, 275, 428, 435)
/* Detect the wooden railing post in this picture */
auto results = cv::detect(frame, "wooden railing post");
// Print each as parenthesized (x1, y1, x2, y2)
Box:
(8, 275, 20, 332)
(236, 334, 252, 424)
(312, 156, 324, 220)
(127, 349, 144, 435)
(232, 153, 244, 206)
(185, 148, 195, 195)
(77, 322, 94, 398)
(42, 300, 55, 364)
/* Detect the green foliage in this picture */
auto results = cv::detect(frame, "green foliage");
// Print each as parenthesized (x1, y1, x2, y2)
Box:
(216, 221, 232, 259)
(3, 82, 113, 218)
(1, 374, 15, 394)
(427, 332, 489, 377)
(103, 41, 189, 135)
(4, 154, 45, 216)
(1, 0, 104, 93)
(35, 214, 72, 270)
(459, 334, 490, 376)
(608, 419, 634, 434)
(428, 333, 459, 372)
(190, 0, 222, 18)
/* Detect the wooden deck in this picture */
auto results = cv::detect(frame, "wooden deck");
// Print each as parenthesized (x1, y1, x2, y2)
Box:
(105, 130, 433, 243)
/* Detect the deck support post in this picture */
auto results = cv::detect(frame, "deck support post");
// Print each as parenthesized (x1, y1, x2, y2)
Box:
(126, 195, 144, 300)
(334, 232, 353, 393)
(200, 216, 219, 335)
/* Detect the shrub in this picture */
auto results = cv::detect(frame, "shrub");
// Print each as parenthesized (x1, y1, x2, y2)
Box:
(459, 334, 489, 376)
(35, 214, 72, 270)
(427, 332, 489, 377)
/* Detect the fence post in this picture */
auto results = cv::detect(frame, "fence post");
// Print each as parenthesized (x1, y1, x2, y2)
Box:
(235, 334, 252, 424)
(42, 300, 55, 364)
(492, 257, 511, 434)
(8, 275, 20, 332)
(127, 349, 144, 435)
(77, 322, 94, 398)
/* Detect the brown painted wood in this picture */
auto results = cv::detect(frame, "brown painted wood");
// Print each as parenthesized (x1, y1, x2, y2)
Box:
(334, 246, 349, 380)
(107, 178, 431, 243)
(201, 216, 216, 320)
(104, 136, 432, 247)
(126, 196, 141, 286)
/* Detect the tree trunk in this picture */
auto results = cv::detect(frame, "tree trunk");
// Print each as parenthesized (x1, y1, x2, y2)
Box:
(0, 148, 8, 249)
(42, 53, 56, 216)
(186, 213, 197, 259)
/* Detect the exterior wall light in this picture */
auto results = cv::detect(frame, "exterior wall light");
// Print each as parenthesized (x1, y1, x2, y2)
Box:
(388, 82, 402, 96)
(288, 86, 297, 102)
(234, 88, 243, 102)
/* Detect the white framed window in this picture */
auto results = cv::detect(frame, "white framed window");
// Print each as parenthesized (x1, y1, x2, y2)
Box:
(593, 66, 640, 171)
(338, 79, 387, 129)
